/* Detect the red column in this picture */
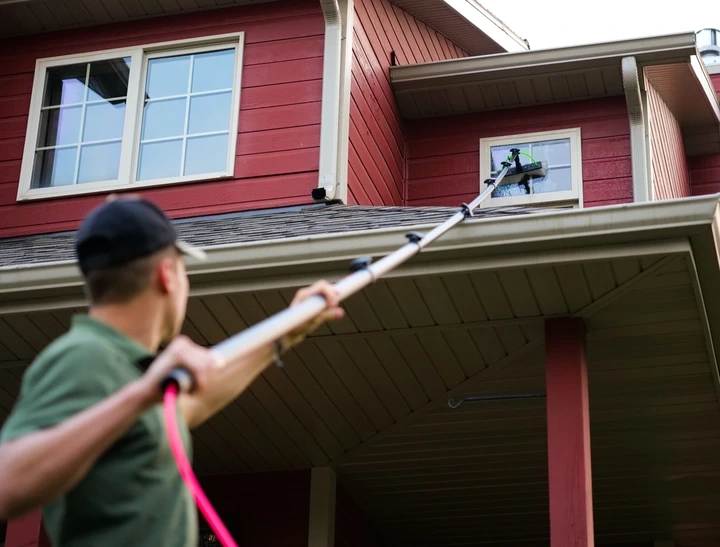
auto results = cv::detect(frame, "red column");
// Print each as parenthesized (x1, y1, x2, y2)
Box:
(5, 510, 51, 547)
(545, 318, 594, 547)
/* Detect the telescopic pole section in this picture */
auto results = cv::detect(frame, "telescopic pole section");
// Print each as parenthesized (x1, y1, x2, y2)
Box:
(165, 149, 521, 390)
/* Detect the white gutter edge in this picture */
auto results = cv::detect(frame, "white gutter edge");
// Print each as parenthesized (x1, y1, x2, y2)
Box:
(622, 56, 651, 203)
(317, 0, 348, 202)
(2, 195, 720, 299)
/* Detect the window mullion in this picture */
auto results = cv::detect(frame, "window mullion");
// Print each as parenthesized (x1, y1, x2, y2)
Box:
(72, 62, 92, 185)
(180, 54, 195, 177)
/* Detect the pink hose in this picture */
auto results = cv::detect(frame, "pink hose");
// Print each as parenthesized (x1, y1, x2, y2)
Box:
(163, 384, 238, 547)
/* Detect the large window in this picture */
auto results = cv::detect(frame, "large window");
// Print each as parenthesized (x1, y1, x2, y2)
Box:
(17, 34, 244, 201)
(478, 128, 583, 208)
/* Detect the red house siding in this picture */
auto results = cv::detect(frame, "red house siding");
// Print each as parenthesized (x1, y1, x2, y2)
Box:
(199, 470, 311, 547)
(406, 97, 633, 208)
(335, 484, 385, 547)
(348, 0, 467, 207)
(0, 0, 324, 238)
(646, 80, 691, 200)
(690, 153, 720, 196)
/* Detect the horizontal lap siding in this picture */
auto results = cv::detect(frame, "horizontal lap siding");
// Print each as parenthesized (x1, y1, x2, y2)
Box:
(646, 80, 691, 200)
(690, 153, 720, 196)
(0, 0, 324, 238)
(348, 0, 466, 206)
(406, 97, 633, 208)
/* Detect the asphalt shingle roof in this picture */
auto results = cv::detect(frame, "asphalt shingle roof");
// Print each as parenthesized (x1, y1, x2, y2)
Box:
(0, 202, 545, 268)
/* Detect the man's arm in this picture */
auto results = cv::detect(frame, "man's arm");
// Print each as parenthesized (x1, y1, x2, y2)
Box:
(0, 336, 217, 520)
(178, 280, 344, 429)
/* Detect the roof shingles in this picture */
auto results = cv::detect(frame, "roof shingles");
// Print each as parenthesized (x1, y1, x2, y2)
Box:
(0, 202, 544, 268)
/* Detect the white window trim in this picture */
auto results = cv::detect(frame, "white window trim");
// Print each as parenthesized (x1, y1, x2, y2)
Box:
(16, 32, 245, 202)
(478, 127, 584, 208)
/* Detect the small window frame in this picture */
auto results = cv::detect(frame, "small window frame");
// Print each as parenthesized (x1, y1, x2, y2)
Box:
(478, 127, 583, 208)
(16, 32, 245, 202)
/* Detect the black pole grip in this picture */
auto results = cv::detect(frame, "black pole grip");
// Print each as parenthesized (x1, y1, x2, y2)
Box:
(162, 367, 194, 394)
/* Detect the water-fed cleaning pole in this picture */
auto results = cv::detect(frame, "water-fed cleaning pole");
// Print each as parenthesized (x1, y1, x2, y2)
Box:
(163, 147, 531, 547)
(164, 148, 525, 392)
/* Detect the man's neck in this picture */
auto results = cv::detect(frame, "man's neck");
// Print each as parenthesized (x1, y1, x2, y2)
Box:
(89, 300, 165, 353)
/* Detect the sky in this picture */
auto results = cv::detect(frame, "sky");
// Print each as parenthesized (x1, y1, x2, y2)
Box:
(479, 0, 720, 50)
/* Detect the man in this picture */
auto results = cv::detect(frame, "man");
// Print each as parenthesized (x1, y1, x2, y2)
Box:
(0, 196, 344, 546)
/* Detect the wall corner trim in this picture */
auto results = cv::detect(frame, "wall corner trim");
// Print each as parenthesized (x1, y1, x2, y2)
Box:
(622, 55, 651, 202)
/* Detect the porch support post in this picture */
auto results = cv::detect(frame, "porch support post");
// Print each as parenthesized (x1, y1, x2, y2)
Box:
(5, 510, 50, 547)
(308, 467, 336, 547)
(545, 318, 594, 547)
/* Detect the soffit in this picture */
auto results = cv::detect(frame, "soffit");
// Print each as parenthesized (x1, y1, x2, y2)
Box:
(386, 0, 528, 55)
(390, 33, 703, 120)
(0, 0, 280, 38)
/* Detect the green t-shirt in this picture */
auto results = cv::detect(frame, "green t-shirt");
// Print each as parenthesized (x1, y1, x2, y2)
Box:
(0, 315, 197, 547)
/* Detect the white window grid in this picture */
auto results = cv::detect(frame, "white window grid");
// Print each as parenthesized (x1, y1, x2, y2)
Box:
(17, 33, 244, 201)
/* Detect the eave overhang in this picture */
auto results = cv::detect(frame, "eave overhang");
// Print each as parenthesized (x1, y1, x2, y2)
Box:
(390, 32, 720, 148)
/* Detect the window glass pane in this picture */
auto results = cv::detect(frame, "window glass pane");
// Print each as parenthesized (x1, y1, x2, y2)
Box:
(530, 166, 572, 194)
(32, 147, 77, 188)
(35, 57, 129, 189)
(138, 139, 183, 180)
(188, 92, 232, 134)
(86, 58, 131, 103)
(83, 101, 126, 142)
(191, 49, 235, 93)
(77, 142, 122, 184)
(146, 55, 191, 99)
(141, 98, 187, 140)
(185, 134, 228, 175)
(40, 106, 82, 147)
(44, 64, 87, 106)
(531, 138, 570, 165)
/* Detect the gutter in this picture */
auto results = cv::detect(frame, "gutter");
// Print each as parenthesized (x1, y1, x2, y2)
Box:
(622, 56, 651, 202)
(2, 195, 720, 310)
(390, 32, 698, 90)
(317, 0, 353, 203)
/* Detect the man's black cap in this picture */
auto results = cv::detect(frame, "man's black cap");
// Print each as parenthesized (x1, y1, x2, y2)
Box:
(75, 195, 206, 276)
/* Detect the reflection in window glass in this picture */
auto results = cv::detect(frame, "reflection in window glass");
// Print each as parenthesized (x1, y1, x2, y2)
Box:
(489, 138, 571, 198)
(137, 48, 235, 181)
(32, 57, 131, 188)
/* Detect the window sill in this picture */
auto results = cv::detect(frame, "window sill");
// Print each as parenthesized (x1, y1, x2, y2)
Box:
(16, 171, 235, 202)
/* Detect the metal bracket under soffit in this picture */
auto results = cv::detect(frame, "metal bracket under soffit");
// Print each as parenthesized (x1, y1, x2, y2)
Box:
(448, 392, 546, 409)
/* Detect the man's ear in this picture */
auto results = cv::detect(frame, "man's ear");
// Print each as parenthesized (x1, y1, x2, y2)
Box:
(156, 257, 176, 295)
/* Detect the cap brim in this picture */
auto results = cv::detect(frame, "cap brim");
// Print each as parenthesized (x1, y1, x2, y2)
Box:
(175, 240, 207, 262)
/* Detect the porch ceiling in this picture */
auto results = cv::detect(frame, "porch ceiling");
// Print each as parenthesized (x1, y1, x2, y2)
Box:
(3, 196, 720, 546)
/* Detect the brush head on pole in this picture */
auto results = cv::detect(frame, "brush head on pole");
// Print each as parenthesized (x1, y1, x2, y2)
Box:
(499, 161, 548, 186)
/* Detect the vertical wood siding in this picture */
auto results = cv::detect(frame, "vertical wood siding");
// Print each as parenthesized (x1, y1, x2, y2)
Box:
(405, 97, 633, 208)
(646, 80, 691, 200)
(0, 0, 324, 238)
(348, 0, 467, 207)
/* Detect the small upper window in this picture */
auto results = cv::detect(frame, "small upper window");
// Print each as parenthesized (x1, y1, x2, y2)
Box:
(18, 34, 244, 201)
(479, 128, 583, 208)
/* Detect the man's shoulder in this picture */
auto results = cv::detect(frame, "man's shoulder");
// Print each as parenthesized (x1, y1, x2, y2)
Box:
(24, 329, 118, 384)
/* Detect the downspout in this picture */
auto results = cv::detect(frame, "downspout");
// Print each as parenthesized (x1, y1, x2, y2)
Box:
(317, 0, 353, 203)
(621, 56, 651, 202)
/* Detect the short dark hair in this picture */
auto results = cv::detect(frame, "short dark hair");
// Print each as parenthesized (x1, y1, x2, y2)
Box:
(83, 245, 178, 305)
